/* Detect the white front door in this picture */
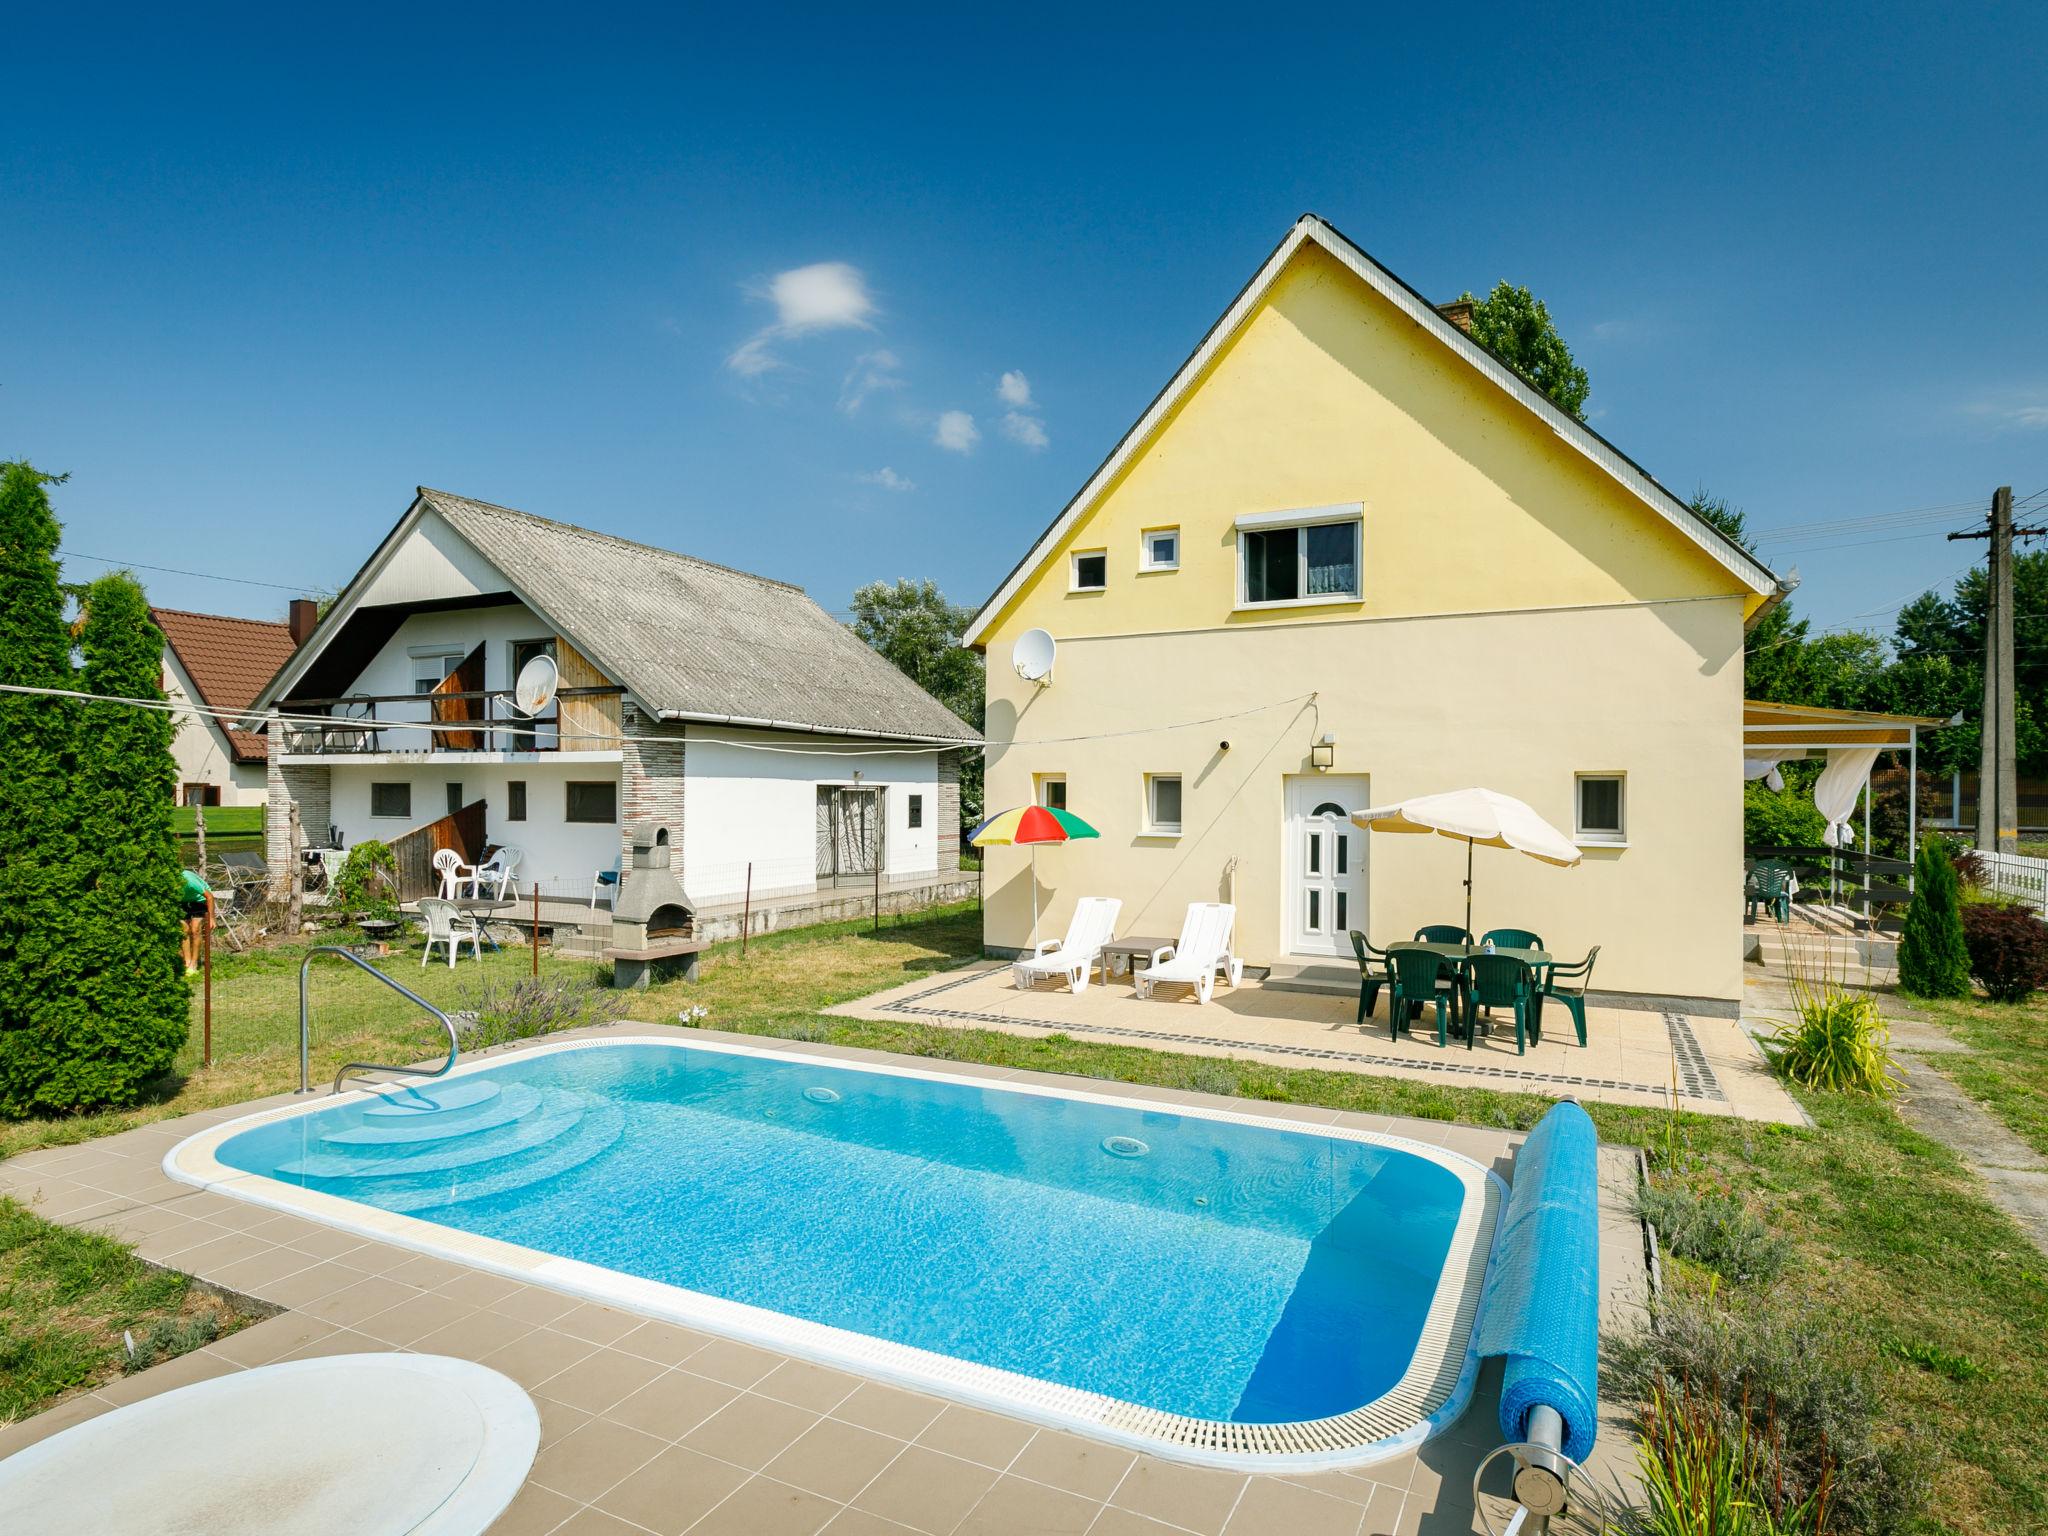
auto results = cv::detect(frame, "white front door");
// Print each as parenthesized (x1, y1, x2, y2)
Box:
(1285, 775, 1368, 957)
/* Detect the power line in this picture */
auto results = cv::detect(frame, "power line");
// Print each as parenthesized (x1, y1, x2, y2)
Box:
(57, 550, 317, 594)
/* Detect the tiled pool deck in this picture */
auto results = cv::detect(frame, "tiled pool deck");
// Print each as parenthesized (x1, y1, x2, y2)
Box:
(834, 964, 1804, 1125)
(0, 1023, 1647, 1535)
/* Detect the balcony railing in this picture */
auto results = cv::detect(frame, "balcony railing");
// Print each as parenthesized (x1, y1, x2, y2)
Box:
(277, 685, 626, 755)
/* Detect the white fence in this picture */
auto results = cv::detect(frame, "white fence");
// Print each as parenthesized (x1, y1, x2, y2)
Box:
(1977, 849, 2048, 913)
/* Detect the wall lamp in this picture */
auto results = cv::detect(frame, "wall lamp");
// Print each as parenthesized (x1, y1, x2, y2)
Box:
(1311, 732, 1336, 771)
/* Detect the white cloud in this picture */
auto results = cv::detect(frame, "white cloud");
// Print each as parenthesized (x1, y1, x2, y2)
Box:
(727, 260, 876, 377)
(1959, 388, 2048, 433)
(2012, 405, 2048, 430)
(857, 467, 916, 492)
(997, 370, 1034, 407)
(934, 410, 980, 453)
(839, 349, 906, 413)
(1000, 411, 1049, 450)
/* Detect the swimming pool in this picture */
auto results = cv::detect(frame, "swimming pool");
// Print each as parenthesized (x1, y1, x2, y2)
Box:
(167, 1037, 1502, 1466)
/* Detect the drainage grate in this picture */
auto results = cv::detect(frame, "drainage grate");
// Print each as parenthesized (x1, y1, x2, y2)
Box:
(1662, 1013, 1727, 1102)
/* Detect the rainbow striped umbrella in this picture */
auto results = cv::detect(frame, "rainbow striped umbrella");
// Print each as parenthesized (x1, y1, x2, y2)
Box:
(969, 805, 1100, 946)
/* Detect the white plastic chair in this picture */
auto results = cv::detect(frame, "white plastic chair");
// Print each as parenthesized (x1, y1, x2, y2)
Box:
(1012, 897, 1122, 994)
(1136, 903, 1244, 1005)
(431, 848, 469, 900)
(467, 846, 522, 901)
(418, 898, 482, 968)
(591, 856, 621, 910)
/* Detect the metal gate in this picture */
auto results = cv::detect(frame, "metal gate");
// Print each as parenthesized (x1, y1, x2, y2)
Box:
(816, 786, 885, 887)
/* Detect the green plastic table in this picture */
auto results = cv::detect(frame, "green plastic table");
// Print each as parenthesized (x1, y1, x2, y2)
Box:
(1385, 941, 1552, 1042)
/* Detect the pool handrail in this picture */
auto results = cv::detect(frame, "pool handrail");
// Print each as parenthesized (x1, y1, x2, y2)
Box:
(298, 945, 461, 1095)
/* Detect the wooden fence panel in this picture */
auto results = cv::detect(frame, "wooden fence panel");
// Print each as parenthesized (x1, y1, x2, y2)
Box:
(557, 638, 622, 750)
(429, 643, 487, 750)
(390, 799, 488, 900)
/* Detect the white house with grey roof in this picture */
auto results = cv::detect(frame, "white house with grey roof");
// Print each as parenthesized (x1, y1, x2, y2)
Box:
(249, 489, 979, 930)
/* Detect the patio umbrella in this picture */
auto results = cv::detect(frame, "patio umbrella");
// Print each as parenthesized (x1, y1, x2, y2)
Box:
(1350, 787, 1580, 938)
(968, 804, 1100, 947)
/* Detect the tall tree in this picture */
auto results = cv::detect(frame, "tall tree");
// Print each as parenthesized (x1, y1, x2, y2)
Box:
(848, 579, 986, 823)
(1464, 282, 1591, 419)
(0, 463, 90, 1115)
(67, 574, 188, 1107)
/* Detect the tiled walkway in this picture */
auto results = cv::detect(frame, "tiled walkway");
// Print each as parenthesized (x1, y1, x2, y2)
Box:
(0, 1025, 1648, 1534)
(834, 964, 1803, 1125)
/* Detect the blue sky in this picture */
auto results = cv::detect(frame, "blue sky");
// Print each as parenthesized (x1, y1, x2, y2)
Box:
(5, 3, 2044, 638)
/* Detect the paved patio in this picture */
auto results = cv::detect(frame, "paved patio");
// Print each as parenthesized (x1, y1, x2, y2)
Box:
(833, 964, 1803, 1125)
(0, 1022, 1646, 1535)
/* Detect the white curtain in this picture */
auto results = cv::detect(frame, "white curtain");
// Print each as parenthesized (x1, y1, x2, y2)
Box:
(1813, 746, 1881, 847)
(1743, 757, 1787, 791)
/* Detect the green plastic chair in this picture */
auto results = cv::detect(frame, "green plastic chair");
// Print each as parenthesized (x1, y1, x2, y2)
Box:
(1459, 953, 1539, 1054)
(1745, 861, 1792, 923)
(1414, 924, 1473, 946)
(1387, 946, 1460, 1046)
(1347, 930, 1390, 1026)
(1540, 946, 1600, 1046)
(1480, 928, 1544, 954)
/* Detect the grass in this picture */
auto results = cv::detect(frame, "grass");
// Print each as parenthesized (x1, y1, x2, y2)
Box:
(2, 903, 2047, 1529)
(0, 1198, 255, 1425)
(171, 805, 264, 837)
(1908, 991, 2048, 1159)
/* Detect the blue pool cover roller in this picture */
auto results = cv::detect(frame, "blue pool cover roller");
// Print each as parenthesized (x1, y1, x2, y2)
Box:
(1472, 1101, 1600, 1462)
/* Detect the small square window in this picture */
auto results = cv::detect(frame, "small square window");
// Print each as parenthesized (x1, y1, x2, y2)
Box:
(566, 780, 618, 824)
(1576, 774, 1626, 844)
(1141, 528, 1180, 571)
(908, 793, 924, 829)
(1070, 550, 1107, 591)
(1037, 774, 1068, 811)
(1145, 773, 1183, 836)
(370, 782, 411, 819)
(507, 780, 527, 821)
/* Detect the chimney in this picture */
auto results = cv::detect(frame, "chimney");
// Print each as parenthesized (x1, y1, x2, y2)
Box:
(1436, 299, 1477, 335)
(288, 597, 319, 646)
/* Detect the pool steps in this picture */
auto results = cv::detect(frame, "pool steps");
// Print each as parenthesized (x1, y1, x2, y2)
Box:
(278, 1081, 623, 1212)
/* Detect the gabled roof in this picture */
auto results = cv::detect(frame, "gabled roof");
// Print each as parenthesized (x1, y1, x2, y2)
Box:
(153, 607, 299, 763)
(962, 213, 1782, 647)
(253, 489, 979, 745)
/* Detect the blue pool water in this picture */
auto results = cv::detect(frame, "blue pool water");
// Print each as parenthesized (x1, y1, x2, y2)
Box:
(214, 1043, 1468, 1424)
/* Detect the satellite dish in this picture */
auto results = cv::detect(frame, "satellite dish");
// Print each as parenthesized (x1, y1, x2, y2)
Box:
(1013, 628, 1056, 684)
(513, 654, 560, 716)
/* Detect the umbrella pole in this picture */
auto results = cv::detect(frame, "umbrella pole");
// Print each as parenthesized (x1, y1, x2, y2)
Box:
(1030, 843, 1040, 949)
(1465, 837, 1474, 938)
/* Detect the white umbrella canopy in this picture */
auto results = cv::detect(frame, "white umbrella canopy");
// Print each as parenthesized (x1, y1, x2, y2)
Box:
(1350, 787, 1581, 938)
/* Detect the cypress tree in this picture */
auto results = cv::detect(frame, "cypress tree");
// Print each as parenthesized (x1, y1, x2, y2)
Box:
(61, 574, 188, 1107)
(0, 464, 89, 1115)
(1898, 837, 1972, 999)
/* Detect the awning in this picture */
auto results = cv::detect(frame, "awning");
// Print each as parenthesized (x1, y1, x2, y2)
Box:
(1742, 700, 1947, 753)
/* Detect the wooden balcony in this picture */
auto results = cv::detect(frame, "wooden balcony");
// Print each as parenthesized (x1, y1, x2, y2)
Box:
(276, 684, 626, 756)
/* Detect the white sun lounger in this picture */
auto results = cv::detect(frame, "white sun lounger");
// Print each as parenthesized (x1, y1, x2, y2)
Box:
(1135, 902, 1244, 1004)
(1012, 897, 1122, 994)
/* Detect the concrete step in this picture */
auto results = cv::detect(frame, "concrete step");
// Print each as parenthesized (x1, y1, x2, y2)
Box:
(1261, 961, 1360, 998)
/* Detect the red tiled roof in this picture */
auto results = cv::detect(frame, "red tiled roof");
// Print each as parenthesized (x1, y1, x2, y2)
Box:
(153, 607, 300, 764)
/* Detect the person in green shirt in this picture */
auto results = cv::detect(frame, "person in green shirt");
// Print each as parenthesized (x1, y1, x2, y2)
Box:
(178, 867, 212, 971)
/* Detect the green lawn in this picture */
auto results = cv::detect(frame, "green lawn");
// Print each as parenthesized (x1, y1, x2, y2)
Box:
(1910, 992, 2048, 1159)
(171, 805, 264, 837)
(0, 1198, 256, 1425)
(1, 905, 2045, 1529)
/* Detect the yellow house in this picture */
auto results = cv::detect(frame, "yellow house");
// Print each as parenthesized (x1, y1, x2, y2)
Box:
(964, 215, 1784, 1014)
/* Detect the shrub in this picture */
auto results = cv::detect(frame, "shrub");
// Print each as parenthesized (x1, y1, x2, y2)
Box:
(329, 840, 399, 925)
(1959, 901, 2048, 1003)
(1896, 839, 1971, 999)
(1629, 1377, 1832, 1535)
(1636, 1180, 1789, 1285)
(1948, 839, 1986, 889)
(1606, 1292, 1928, 1536)
(1764, 986, 1899, 1096)
(1744, 778, 1826, 852)
(459, 974, 628, 1051)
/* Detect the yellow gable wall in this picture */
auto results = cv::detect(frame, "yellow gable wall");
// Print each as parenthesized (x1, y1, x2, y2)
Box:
(981, 241, 1750, 642)
(977, 239, 1751, 1005)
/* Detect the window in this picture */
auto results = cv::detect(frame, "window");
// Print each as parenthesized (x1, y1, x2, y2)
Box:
(410, 650, 462, 695)
(1145, 773, 1183, 836)
(907, 793, 924, 829)
(566, 780, 618, 824)
(370, 782, 411, 819)
(446, 782, 463, 816)
(1036, 774, 1068, 811)
(181, 782, 220, 807)
(1140, 527, 1180, 571)
(1236, 509, 1362, 606)
(1575, 773, 1626, 845)
(1070, 550, 1108, 591)
(508, 780, 527, 821)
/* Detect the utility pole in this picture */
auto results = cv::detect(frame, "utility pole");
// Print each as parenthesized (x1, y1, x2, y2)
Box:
(1949, 487, 2041, 853)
